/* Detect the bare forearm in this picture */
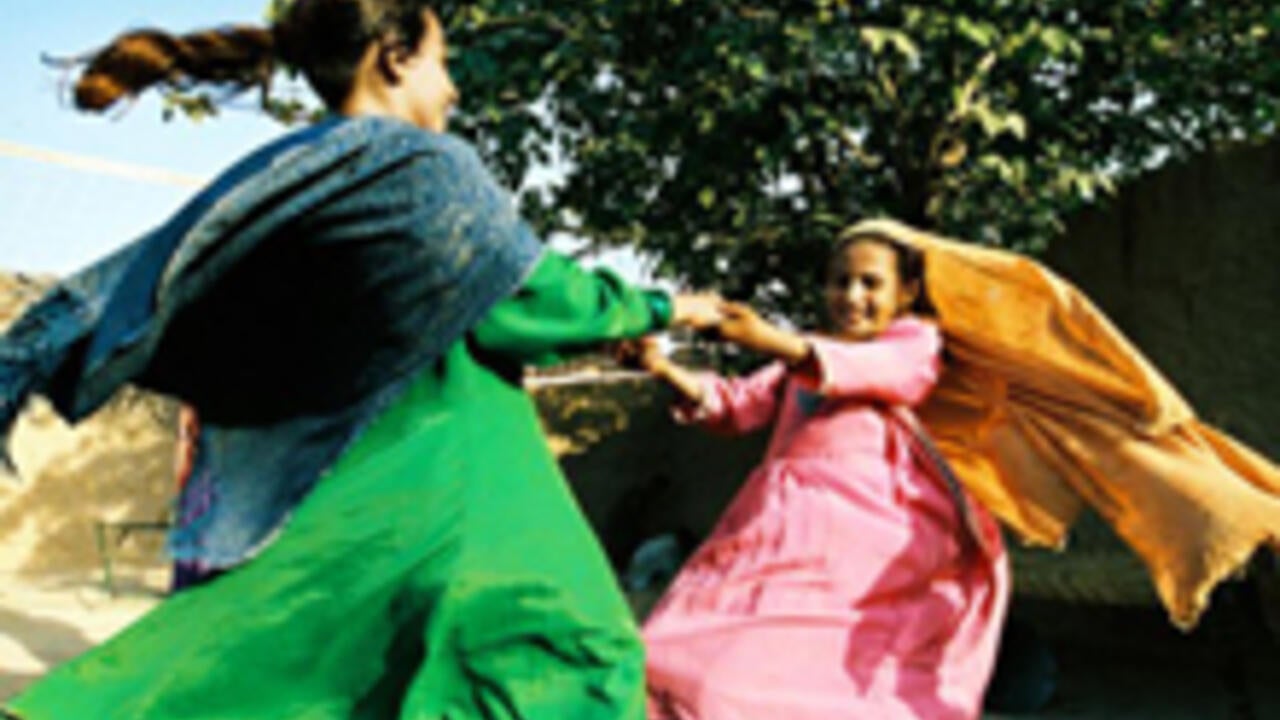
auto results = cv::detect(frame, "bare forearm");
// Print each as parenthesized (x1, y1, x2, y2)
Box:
(716, 301, 812, 367)
(748, 324, 812, 367)
(648, 357, 706, 405)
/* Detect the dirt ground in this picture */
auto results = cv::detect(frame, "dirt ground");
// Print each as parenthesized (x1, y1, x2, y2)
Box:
(0, 568, 166, 701)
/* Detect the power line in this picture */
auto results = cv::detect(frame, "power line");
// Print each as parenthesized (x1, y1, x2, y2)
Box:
(0, 139, 205, 189)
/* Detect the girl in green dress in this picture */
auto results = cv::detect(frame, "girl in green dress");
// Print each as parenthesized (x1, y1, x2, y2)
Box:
(1, 3, 719, 718)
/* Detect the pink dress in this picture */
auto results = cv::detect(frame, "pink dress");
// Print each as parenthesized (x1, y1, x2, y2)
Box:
(643, 318, 1010, 720)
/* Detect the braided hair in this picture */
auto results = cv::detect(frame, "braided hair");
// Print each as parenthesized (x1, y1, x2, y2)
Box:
(66, 0, 437, 113)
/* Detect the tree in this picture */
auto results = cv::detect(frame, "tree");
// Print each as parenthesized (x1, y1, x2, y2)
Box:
(243, 2, 1278, 321)
(423, 1, 1276, 321)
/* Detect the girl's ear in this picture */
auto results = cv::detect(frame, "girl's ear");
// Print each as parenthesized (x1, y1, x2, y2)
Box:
(375, 41, 412, 85)
(898, 278, 921, 315)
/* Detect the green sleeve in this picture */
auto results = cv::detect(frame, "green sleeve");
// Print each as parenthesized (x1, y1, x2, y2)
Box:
(471, 251, 673, 367)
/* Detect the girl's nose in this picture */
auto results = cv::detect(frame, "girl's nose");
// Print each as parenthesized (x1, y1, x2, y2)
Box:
(847, 281, 866, 305)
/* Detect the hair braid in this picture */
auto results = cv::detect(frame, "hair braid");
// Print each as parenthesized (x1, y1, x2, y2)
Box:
(72, 26, 275, 112)
(63, 1, 437, 114)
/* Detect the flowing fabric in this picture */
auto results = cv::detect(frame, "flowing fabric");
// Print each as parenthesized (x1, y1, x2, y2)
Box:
(10, 339, 647, 719)
(844, 218, 1280, 628)
(9, 251, 667, 719)
(0, 116, 542, 567)
(644, 319, 1010, 720)
(2, 112, 668, 716)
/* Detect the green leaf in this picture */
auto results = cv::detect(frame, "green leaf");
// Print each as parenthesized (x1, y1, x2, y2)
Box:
(860, 27, 919, 62)
(1005, 113, 1028, 140)
(698, 110, 717, 134)
(957, 17, 998, 48)
(248, 0, 1280, 321)
(1041, 26, 1084, 59)
(698, 187, 718, 209)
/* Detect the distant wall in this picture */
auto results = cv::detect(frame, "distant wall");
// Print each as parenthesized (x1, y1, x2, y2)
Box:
(538, 377, 763, 569)
(1052, 138, 1280, 460)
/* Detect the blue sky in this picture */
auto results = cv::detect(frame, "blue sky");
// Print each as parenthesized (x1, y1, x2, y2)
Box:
(0, 0, 649, 281)
(0, 1, 285, 274)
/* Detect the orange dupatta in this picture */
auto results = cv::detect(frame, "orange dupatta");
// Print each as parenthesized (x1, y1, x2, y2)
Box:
(843, 219, 1280, 629)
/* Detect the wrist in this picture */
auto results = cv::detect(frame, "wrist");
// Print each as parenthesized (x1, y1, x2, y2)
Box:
(647, 355, 675, 376)
(670, 294, 693, 327)
(768, 328, 811, 365)
(748, 323, 807, 364)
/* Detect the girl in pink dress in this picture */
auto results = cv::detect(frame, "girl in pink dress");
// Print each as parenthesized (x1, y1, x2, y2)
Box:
(635, 234, 1010, 719)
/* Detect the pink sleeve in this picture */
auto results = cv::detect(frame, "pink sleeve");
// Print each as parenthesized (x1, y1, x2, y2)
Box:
(797, 318, 942, 406)
(674, 362, 788, 435)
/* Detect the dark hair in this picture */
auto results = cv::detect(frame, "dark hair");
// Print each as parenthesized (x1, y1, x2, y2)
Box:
(66, 0, 436, 113)
(830, 231, 938, 317)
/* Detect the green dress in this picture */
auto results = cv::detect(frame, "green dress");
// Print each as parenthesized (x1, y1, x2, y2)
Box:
(8, 252, 667, 720)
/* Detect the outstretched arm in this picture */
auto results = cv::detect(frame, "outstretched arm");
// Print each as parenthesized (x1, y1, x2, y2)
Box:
(470, 251, 720, 367)
(620, 337, 787, 435)
(619, 337, 707, 406)
(713, 302, 940, 406)
(799, 320, 941, 406)
(714, 301, 814, 368)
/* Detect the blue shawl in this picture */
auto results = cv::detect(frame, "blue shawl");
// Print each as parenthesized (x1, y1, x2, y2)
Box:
(0, 115, 541, 565)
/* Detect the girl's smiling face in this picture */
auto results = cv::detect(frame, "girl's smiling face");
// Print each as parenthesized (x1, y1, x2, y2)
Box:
(824, 239, 919, 341)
